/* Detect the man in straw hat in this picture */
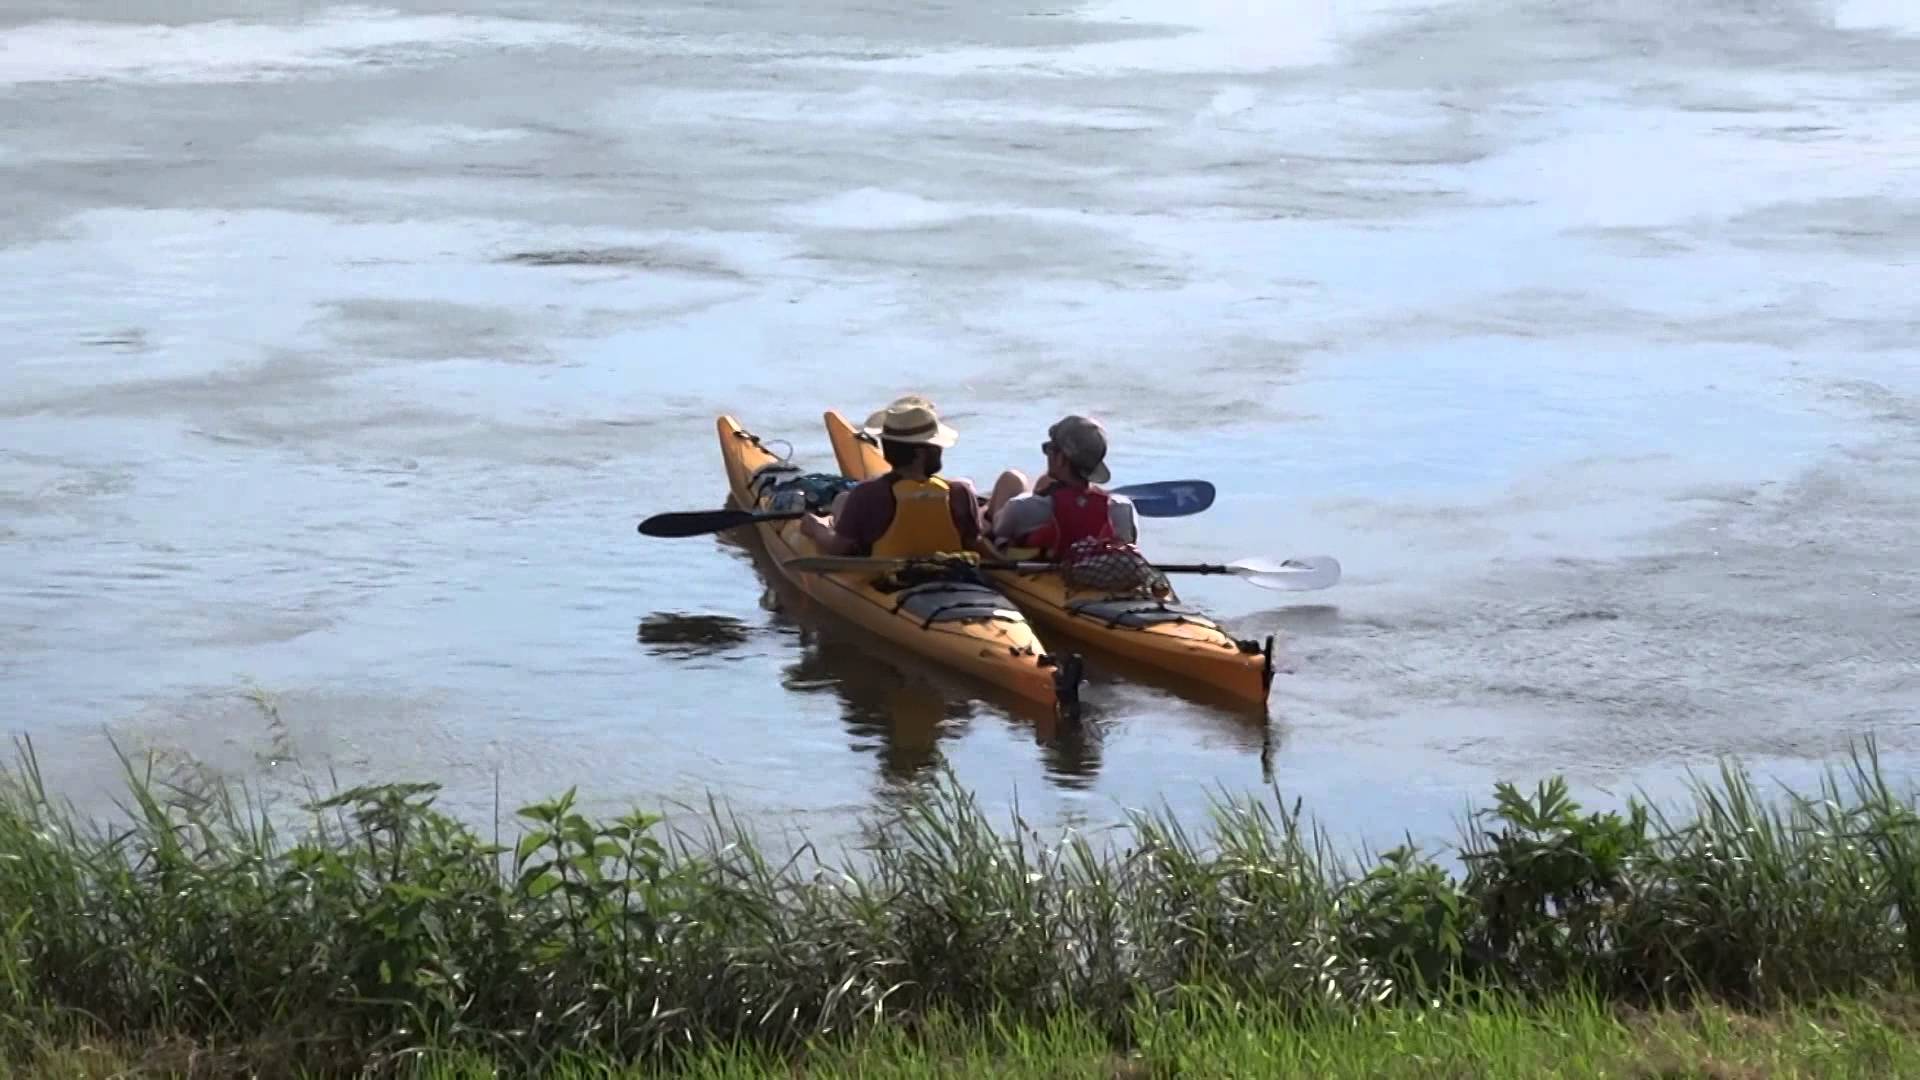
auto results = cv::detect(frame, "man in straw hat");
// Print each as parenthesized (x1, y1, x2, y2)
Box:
(801, 396, 991, 559)
(985, 414, 1138, 557)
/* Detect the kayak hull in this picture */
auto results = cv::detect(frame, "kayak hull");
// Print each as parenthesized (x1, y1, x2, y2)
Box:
(715, 415, 1077, 712)
(823, 409, 1274, 706)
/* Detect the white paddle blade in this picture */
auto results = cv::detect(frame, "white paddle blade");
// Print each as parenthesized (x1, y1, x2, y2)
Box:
(1232, 555, 1341, 591)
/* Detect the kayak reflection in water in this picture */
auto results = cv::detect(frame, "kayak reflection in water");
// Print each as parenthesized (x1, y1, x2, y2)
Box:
(986, 414, 1140, 559)
(800, 397, 997, 559)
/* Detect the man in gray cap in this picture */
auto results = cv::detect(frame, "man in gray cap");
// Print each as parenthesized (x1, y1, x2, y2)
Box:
(986, 414, 1139, 557)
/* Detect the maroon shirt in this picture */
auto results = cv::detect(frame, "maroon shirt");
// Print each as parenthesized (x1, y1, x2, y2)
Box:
(834, 473, 984, 556)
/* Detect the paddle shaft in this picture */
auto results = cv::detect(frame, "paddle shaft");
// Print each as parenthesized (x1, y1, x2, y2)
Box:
(790, 556, 1275, 576)
(643, 477, 1211, 538)
(1123, 563, 1255, 575)
(988, 561, 1308, 578)
(780, 553, 1340, 591)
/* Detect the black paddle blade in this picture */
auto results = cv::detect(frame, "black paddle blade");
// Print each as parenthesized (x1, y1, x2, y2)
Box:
(637, 508, 796, 538)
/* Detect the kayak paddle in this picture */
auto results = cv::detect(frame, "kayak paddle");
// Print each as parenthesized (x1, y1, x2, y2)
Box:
(785, 554, 1341, 592)
(1106, 480, 1215, 518)
(1190, 555, 1342, 591)
(641, 478, 1218, 538)
(963, 479, 1214, 518)
(637, 507, 803, 538)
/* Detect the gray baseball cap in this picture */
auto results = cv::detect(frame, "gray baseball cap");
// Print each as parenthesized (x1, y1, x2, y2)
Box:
(1046, 414, 1111, 484)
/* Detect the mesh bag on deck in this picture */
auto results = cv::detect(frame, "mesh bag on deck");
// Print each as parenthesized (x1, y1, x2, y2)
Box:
(1058, 537, 1173, 599)
(871, 552, 990, 594)
(765, 471, 860, 515)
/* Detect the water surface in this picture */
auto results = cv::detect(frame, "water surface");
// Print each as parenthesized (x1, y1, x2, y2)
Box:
(3, 0, 1917, 854)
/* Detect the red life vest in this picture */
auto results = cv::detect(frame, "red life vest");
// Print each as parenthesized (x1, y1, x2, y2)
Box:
(1021, 483, 1114, 557)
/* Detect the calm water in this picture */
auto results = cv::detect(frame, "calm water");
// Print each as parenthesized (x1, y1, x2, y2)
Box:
(3, 0, 1917, 855)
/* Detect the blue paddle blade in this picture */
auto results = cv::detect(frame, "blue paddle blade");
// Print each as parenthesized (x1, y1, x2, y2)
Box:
(1109, 480, 1216, 518)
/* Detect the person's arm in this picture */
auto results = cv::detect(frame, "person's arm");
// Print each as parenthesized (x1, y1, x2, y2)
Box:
(950, 482, 997, 556)
(804, 482, 882, 556)
(801, 513, 859, 555)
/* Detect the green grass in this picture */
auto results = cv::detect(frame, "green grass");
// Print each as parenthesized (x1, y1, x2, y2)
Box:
(16, 992, 1920, 1077)
(723, 992, 1920, 1079)
(5, 733, 1920, 1076)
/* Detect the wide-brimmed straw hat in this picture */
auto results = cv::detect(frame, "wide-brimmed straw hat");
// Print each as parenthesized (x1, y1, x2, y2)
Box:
(863, 396, 958, 448)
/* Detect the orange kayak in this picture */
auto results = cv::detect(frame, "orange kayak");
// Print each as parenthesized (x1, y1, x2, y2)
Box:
(823, 409, 1275, 705)
(715, 414, 1079, 712)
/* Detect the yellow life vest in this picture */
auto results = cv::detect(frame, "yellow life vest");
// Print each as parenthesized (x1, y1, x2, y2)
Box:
(870, 475, 965, 558)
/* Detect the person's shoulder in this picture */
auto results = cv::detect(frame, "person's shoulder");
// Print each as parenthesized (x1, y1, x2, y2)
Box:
(842, 476, 893, 506)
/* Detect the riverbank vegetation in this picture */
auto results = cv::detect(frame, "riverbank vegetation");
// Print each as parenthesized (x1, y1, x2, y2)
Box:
(18, 991, 1920, 1077)
(6, 736, 1920, 1076)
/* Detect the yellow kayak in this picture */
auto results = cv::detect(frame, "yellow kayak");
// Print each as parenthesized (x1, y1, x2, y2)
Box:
(823, 409, 1275, 705)
(714, 415, 1080, 713)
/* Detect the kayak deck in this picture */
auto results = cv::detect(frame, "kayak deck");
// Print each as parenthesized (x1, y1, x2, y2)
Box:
(822, 409, 1274, 705)
(715, 415, 1080, 713)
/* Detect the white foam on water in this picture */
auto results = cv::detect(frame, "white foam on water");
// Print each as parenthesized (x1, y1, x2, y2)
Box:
(340, 122, 536, 154)
(810, 0, 1458, 76)
(1091, 0, 1483, 72)
(1464, 100, 1919, 231)
(1831, 0, 1920, 35)
(623, 86, 1162, 133)
(781, 188, 973, 231)
(250, 122, 539, 158)
(1056, 0, 1360, 71)
(0, 5, 617, 86)
(1179, 83, 1468, 151)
